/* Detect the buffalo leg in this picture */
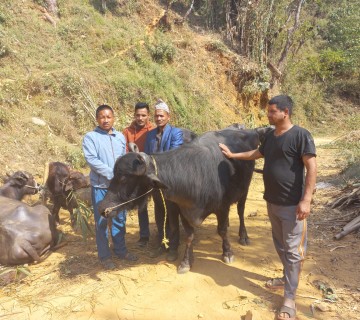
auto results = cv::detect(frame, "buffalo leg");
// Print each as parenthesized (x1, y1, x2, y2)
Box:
(237, 191, 250, 245)
(217, 208, 234, 263)
(52, 202, 61, 225)
(68, 207, 76, 227)
(166, 201, 180, 251)
(20, 239, 41, 262)
(177, 214, 194, 274)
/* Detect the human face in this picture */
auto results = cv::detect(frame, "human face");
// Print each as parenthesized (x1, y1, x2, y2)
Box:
(154, 109, 170, 129)
(267, 104, 287, 126)
(134, 108, 150, 128)
(96, 108, 114, 132)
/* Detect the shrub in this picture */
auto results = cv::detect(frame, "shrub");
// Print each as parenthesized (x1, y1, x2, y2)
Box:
(147, 37, 176, 64)
(60, 74, 82, 97)
(66, 147, 87, 169)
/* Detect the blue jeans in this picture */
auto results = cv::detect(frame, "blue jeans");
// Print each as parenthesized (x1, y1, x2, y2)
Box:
(91, 187, 128, 261)
(138, 203, 150, 239)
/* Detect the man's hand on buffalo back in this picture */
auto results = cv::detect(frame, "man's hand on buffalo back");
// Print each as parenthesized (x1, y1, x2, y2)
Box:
(219, 143, 233, 159)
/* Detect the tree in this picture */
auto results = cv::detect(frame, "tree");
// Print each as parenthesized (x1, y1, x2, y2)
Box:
(322, 1, 360, 100)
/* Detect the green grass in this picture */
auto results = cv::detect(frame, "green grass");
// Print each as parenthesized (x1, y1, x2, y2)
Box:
(3, 0, 354, 178)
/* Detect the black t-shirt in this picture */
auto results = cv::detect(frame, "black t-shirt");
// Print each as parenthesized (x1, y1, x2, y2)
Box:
(258, 125, 316, 206)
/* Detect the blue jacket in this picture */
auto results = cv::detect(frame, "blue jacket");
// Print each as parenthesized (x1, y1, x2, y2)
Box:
(144, 124, 183, 154)
(82, 126, 126, 188)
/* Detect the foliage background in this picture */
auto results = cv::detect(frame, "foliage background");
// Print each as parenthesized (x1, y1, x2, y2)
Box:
(0, 0, 359, 176)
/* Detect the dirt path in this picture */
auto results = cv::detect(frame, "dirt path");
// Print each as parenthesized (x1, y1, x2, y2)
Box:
(0, 136, 359, 320)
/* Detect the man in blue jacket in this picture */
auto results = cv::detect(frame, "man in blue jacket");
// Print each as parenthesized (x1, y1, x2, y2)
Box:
(83, 104, 138, 270)
(145, 99, 183, 262)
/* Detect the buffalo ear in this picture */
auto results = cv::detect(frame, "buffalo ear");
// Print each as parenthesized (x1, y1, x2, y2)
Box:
(64, 180, 73, 192)
(134, 154, 147, 175)
(147, 173, 168, 189)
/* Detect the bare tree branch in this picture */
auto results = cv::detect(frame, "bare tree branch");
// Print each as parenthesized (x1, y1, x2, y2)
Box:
(182, 0, 195, 23)
(277, 0, 305, 71)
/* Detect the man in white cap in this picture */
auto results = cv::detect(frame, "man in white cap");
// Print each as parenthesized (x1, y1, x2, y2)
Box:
(144, 99, 183, 262)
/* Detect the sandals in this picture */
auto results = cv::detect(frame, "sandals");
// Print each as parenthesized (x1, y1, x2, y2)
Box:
(277, 305, 296, 320)
(265, 277, 285, 290)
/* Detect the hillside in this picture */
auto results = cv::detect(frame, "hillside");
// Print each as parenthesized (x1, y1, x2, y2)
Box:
(0, 0, 271, 178)
(1, 0, 359, 175)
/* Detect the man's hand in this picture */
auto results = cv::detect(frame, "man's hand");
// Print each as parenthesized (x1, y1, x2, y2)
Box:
(219, 143, 233, 158)
(297, 200, 311, 220)
(298, 154, 317, 221)
(219, 144, 263, 161)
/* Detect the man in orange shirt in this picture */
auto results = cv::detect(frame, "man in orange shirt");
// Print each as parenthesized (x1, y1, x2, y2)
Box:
(123, 102, 155, 247)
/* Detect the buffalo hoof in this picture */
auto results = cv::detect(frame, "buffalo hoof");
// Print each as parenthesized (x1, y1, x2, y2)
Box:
(222, 254, 235, 264)
(239, 237, 250, 246)
(177, 261, 191, 274)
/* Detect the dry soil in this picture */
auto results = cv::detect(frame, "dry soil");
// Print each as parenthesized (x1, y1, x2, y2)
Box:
(0, 136, 359, 320)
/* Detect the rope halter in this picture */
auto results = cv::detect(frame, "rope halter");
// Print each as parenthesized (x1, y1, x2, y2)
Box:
(103, 188, 154, 217)
(24, 184, 40, 194)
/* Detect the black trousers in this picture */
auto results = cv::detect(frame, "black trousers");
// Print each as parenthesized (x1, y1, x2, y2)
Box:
(152, 190, 180, 250)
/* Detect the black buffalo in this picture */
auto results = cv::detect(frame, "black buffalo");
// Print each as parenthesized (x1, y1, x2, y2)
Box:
(45, 162, 90, 225)
(181, 128, 197, 143)
(98, 127, 271, 273)
(0, 171, 39, 200)
(0, 196, 59, 266)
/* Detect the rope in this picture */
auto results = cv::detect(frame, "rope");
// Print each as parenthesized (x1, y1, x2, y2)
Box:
(151, 156, 169, 249)
(104, 188, 154, 216)
(24, 184, 40, 195)
(24, 185, 39, 190)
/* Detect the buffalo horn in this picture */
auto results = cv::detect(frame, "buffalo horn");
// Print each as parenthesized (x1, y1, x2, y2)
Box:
(128, 142, 140, 153)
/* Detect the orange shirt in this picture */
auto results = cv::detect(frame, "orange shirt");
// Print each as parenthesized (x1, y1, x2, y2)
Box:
(123, 121, 155, 152)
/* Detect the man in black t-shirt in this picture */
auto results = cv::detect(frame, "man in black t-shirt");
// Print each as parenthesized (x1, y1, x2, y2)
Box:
(219, 95, 317, 320)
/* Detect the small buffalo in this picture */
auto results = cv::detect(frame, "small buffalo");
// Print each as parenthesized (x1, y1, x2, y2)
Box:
(0, 196, 59, 266)
(99, 127, 271, 273)
(45, 162, 90, 225)
(0, 171, 39, 200)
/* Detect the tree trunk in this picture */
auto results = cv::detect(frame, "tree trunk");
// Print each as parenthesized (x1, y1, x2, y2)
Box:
(277, 0, 304, 71)
(46, 0, 58, 16)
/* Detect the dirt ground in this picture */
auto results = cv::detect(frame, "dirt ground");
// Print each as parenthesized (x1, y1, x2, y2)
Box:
(0, 136, 359, 320)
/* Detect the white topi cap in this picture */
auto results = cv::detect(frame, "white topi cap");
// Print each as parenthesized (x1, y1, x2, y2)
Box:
(154, 99, 170, 113)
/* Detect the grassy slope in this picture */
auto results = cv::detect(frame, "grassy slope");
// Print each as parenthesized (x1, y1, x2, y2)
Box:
(0, 0, 271, 178)
(1, 0, 358, 180)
